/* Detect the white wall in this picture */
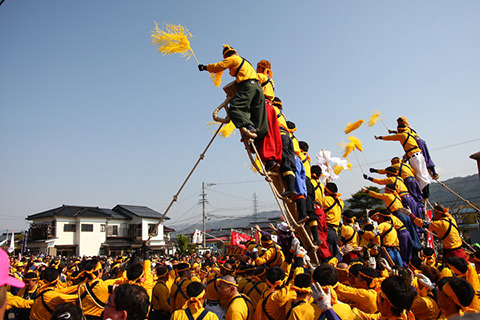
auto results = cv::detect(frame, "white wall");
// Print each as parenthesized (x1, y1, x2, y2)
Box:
(76, 218, 107, 256)
(55, 218, 77, 245)
(141, 218, 164, 244)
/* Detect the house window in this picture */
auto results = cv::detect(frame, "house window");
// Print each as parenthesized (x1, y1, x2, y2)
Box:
(148, 224, 158, 236)
(136, 224, 142, 238)
(107, 225, 119, 236)
(51, 220, 56, 237)
(81, 224, 93, 232)
(101, 224, 106, 232)
(63, 224, 76, 232)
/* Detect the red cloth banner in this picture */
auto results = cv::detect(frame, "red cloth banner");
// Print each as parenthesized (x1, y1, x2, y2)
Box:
(426, 209, 434, 248)
(230, 230, 252, 249)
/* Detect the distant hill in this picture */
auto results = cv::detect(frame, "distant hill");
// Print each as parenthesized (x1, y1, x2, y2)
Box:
(428, 174, 480, 209)
(170, 210, 281, 236)
(171, 174, 480, 235)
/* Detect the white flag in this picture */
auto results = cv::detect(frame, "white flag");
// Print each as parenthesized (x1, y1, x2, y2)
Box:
(8, 231, 15, 253)
(192, 229, 203, 244)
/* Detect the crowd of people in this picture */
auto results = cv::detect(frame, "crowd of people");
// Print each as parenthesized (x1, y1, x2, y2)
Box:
(1, 45, 478, 320)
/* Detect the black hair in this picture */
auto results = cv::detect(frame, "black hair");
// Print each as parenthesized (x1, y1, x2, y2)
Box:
(126, 263, 144, 280)
(286, 121, 296, 130)
(446, 256, 468, 274)
(261, 235, 271, 242)
(313, 264, 338, 286)
(298, 141, 309, 152)
(358, 267, 379, 287)
(155, 265, 168, 278)
(439, 277, 475, 309)
(114, 284, 150, 320)
(381, 276, 415, 316)
(294, 273, 311, 288)
(41, 267, 59, 283)
(311, 165, 322, 177)
(342, 209, 355, 219)
(186, 281, 204, 298)
(266, 266, 285, 285)
(50, 303, 83, 320)
(348, 263, 364, 277)
(325, 182, 337, 193)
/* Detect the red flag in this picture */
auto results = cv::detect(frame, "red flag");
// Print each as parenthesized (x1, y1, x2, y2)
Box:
(230, 230, 252, 249)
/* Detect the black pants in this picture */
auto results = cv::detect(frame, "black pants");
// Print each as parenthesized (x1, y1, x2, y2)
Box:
(327, 226, 340, 259)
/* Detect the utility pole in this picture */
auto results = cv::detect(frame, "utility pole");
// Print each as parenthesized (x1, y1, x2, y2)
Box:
(253, 192, 258, 220)
(202, 182, 206, 248)
(200, 182, 216, 248)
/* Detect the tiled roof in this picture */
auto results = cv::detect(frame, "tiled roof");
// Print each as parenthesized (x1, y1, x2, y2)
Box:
(27, 205, 129, 220)
(113, 205, 163, 219)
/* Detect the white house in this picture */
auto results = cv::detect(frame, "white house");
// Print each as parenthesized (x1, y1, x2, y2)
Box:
(26, 204, 171, 256)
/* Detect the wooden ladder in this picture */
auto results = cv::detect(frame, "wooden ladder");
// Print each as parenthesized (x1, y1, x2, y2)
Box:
(212, 81, 320, 265)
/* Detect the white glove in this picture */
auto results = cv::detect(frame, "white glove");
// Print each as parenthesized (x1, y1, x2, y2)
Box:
(367, 256, 376, 269)
(379, 258, 392, 272)
(311, 283, 332, 312)
(353, 222, 361, 232)
(252, 248, 258, 253)
(417, 273, 435, 290)
(367, 218, 378, 229)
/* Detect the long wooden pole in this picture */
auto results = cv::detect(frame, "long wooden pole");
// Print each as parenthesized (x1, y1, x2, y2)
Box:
(147, 124, 224, 242)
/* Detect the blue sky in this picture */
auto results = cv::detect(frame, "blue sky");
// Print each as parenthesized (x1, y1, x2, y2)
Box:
(1, 1, 479, 232)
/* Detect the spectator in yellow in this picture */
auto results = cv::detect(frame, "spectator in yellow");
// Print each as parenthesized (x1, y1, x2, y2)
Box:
(170, 282, 219, 320)
(170, 262, 193, 312)
(255, 235, 285, 269)
(30, 268, 78, 320)
(285, 273, 315, 320)
(218, 275, 253, 320)
(150, 264, 171, 320)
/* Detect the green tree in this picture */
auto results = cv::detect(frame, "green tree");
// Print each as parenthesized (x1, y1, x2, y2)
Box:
(175, 233, 197, 255)
(346, 186, 384, 222)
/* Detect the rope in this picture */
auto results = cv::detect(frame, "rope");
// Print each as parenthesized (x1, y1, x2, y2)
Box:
(147, 123, 224, 242)
(434, 179, 480, 214)
(352, 150, 364, 174)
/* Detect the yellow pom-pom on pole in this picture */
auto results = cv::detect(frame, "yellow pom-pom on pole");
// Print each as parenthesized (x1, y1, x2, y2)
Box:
(341, 142, 355, 158)
(368, 112, 381, 127)
(347, 136, 363, 152)
(151, 22, 199, 64)
(344, 119, 364, 134)
(333, 164, 344, 175)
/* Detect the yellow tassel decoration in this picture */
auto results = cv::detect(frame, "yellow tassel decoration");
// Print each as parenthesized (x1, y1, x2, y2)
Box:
(210, 71, 223, 87)
(368, 112, 381, 127)
(341, 142, 355, 158)
(151, 22, 198, 62)
(219, 121, 236, 138)
(207, 121, 236, 138)
(348, 136, 363, 152)
(333, 165, 344, 175)
(344, 119, 364, 134)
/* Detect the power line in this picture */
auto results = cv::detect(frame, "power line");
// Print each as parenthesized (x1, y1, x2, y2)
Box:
(209, 180, 263, 185)
(350, 137, 480, 168)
